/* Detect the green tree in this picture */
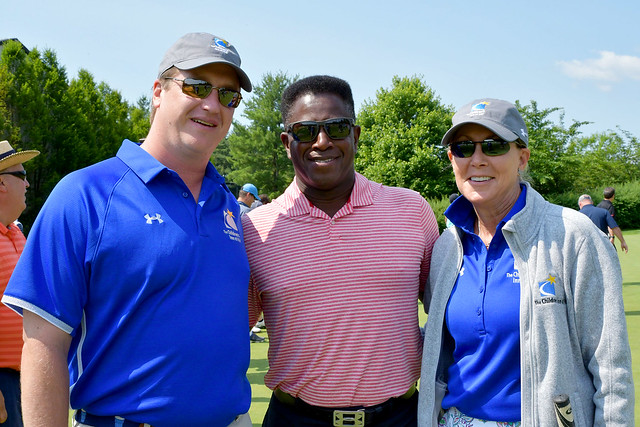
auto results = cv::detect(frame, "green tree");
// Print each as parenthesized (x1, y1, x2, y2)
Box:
(564, 129, 640, 191)
(0, 59, 19, 143)
(130, 95, 151, 141)
(516, 100, 588, 195)
(2, 44, 72, 226)
(0, 40, 150, 230)
(224, 72, 297, 198)
(355, 76, 455, 199)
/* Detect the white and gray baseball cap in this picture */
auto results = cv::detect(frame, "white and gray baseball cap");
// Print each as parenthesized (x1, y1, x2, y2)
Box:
(441, 98, 528, 146)
(158, 32, 252, 92)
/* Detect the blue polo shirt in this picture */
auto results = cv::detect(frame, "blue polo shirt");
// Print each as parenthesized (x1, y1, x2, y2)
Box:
(579, 204, 618, 235)
(441, 185, 526, 421)
(3, 140, 251, 426)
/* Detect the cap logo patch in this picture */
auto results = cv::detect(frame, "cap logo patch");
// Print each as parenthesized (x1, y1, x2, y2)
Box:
(211, 37, 231, 54)
(469, 101, 490, 117)
(213, 37, 230, 48)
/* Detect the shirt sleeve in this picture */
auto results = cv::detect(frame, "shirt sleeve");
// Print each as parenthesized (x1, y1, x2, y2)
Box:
(248, 275, 262, 328)
(604, 212, 619, 229)
(419, 197, 440, 294)
(2, 173, 95, 334)
(571, 229, 634, 423)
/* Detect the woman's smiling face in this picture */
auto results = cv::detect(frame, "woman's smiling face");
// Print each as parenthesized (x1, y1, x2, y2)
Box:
(448, 123, 530, 213)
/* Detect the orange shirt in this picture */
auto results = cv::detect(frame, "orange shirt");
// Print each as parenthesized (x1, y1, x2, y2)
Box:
(0, 222, 26, 370)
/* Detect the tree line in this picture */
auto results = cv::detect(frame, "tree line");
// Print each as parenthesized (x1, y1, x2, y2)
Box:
(0, 40, 150, 229)
(2, 40, 639, 231)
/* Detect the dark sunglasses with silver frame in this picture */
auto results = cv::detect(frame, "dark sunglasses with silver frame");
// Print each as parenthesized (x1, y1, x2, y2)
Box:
(0, 170, 27, 180)
(286, 117, 355, 143)
(449, 138, 526, 158)
(164, 77, 242, 108)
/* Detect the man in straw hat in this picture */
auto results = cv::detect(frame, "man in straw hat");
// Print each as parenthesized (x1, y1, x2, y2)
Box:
(0, 140, 39, 427)
(3, 33, 253, 426)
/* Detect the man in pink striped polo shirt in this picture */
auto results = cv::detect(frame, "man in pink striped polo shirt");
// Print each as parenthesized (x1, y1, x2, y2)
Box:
(243, 75, 439, 426)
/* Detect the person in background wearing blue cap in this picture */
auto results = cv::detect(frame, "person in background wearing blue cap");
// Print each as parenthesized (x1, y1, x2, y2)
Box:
(236, 183, 266, 343)
(237, 183, 260, 216)
(2, 32, 254, 427)
(418, 99, 633, 426)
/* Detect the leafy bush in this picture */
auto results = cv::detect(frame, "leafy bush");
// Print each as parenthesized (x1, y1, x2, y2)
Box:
(544, 180, 640, 230)
(612, 181, 640, 229)
(426, 194, 455, 233)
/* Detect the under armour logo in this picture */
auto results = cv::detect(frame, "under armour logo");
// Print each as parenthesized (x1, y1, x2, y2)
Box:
(144, 213, 164, 224)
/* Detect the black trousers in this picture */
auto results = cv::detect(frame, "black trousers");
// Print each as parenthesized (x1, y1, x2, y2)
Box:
(0, 368, 23, 427)
(262, 391, 418, 427)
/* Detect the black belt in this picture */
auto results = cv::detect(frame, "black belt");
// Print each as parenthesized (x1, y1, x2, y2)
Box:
(273, 386, 417, 426)
(74, 410, 152, 427)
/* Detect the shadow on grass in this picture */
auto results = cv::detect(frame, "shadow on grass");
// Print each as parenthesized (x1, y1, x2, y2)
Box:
(248, 372, 268, 383)
(626, 311, 640, 316)
(623, 282, 640, 287)
(249, 357, 269, 371)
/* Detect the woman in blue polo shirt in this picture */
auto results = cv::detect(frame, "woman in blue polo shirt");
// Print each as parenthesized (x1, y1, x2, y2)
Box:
(418, 99, 633, 426)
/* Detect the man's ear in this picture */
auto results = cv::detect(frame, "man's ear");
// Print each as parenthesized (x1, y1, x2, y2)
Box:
(281, 132, 292, 160)
(352, 125, 361, 153)
(152, 79, 163, 110)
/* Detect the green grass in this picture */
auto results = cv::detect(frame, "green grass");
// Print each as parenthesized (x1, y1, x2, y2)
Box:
(248, 335, 271, 425)
(248, 230, 640, 426)
(619, 229, 639, 425)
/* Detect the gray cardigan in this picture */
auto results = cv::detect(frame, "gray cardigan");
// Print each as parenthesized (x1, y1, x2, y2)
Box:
(418, 183, 634, 426)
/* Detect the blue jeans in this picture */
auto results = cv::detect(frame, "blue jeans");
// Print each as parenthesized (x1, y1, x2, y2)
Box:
(0, 368, 23, 427)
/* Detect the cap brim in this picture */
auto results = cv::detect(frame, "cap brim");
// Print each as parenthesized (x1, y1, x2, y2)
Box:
(0, 150, 40, 171)
(441, 119, 520, 146)
(171, 58, 252, 92)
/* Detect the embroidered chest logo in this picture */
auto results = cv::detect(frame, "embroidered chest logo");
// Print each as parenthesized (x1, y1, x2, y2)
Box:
(224, 209, 238, 231)
(223, 209, 241, 243)
(144, 213, 164, 224)
(535, 274, 567, 306)
(539, 274, 556, 296)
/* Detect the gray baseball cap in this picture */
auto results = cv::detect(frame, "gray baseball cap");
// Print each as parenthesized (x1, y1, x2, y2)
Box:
(441, 98, 528, 146)
(158, 32, 252, 92)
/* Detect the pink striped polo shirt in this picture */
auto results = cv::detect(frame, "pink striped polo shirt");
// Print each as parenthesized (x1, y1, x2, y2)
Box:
(243, 173, 439, 407)
(0, 222, 26, 370)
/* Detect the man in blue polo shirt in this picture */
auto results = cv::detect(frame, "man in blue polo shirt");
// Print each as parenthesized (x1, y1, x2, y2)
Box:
(2, 33, 254, 427)
(578, 194, 628, 253)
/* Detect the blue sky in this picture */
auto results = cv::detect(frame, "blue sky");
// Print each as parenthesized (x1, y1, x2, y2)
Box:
(3, 0, 640, 138)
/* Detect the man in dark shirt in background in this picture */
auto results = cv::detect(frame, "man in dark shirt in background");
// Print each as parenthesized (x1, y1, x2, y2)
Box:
(579, 194, 628, 253)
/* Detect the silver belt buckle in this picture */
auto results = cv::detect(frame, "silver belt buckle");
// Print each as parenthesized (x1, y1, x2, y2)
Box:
(333, 409, 365, 426)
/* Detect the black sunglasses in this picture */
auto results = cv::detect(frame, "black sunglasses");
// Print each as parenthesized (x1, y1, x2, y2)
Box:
(0, 170, 27, 180)
(164, 77, 242, 108)
(286, 118, 355, 143)
(0, 170, 27, 181)
(449, 139, 522, 158)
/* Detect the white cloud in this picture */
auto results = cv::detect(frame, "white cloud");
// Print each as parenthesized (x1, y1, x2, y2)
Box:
(558, 51, 640, 82)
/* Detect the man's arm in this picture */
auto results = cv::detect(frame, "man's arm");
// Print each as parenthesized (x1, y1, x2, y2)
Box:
(606, 226, 615, 244)
(610, 227, 628, 253)
(21, 310, 72, 427)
